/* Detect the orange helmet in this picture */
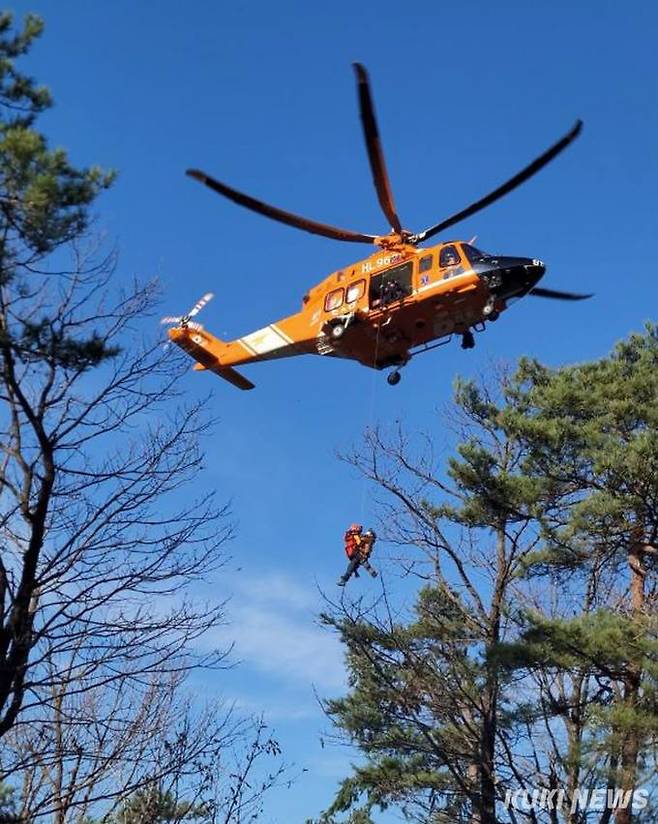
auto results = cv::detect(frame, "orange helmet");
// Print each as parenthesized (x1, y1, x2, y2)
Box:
(349, 523, 363, 533)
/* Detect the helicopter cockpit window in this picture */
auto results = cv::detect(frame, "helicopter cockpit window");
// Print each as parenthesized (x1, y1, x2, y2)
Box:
(346, 280, 365, 303)
(462, 244, 490, 265)
(419, 255, 433, 273)
(439, 245, 461, 268)
(325, 288, 344, 312)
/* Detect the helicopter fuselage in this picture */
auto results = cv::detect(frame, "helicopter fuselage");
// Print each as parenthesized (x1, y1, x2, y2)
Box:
(168, 239, 545, 388)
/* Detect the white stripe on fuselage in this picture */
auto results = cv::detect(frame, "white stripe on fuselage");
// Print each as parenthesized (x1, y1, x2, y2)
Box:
(239, 324, 293, 356)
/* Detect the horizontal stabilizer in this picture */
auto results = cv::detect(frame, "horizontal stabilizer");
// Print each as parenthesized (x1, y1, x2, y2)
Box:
(193, 361, 255, 390)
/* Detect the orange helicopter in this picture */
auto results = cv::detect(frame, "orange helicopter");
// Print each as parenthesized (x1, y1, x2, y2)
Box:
(163, 64, 590, 390)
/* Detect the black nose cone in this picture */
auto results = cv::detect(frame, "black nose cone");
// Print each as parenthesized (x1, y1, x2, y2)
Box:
(478, 256, 546, 299)
(525, 258, 546, 284)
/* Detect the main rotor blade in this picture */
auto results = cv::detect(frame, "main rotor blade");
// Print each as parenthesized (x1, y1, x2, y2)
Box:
(353, 63, 403, 234)
(415, 120, 583, 243)
(529, 286, 592, 301)
(186, 169, 377, 244)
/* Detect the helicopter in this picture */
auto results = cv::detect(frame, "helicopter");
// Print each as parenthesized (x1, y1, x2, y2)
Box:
(163, 64, 590, 390)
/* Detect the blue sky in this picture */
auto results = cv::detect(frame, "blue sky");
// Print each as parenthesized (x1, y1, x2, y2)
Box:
(9, 0, 658, 820)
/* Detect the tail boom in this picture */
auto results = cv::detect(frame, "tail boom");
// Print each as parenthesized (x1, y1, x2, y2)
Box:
(168, 327, 255, 391)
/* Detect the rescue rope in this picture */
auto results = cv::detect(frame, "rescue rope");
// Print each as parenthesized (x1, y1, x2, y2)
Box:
(358, 281, 385, 522)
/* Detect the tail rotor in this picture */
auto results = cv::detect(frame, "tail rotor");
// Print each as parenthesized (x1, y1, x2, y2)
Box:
(160, 292, 214, 331)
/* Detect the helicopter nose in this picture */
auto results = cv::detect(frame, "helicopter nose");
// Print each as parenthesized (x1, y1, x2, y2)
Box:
(508, 257, 545, 297)
(528, 258, 545, 275)
(524, 258, 545, 287)
(478, 256, 546, 299)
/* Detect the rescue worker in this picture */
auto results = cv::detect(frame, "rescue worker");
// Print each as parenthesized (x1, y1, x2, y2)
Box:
(380, 279, 406, 307)
(338, 525, 378, 586)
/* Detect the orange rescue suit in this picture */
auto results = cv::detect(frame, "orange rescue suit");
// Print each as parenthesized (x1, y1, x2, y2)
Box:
(344, 530, 364, 560)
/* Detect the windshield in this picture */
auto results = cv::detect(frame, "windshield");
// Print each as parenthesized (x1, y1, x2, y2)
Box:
(461, 244, 490, 264)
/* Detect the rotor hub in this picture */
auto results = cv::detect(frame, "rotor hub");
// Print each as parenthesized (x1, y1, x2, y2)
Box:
(374, 231, 415, 250)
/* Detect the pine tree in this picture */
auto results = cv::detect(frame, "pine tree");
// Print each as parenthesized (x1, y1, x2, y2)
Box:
(497, 325, 658, 823)
(113, 786, 205, 824)
(0, 783, 19, 823)
(320, 585, 500, 823)
(0, 11, 115, 366)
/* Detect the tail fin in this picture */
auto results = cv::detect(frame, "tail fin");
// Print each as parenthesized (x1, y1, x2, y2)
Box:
(169, 327, 255, 391)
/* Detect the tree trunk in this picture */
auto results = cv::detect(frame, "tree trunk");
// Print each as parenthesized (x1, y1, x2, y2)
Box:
(478, 525, 506, 824)
(614, 535, 645, 824)
(479, 688, 497, 824)
(467, 760, 482, 824)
